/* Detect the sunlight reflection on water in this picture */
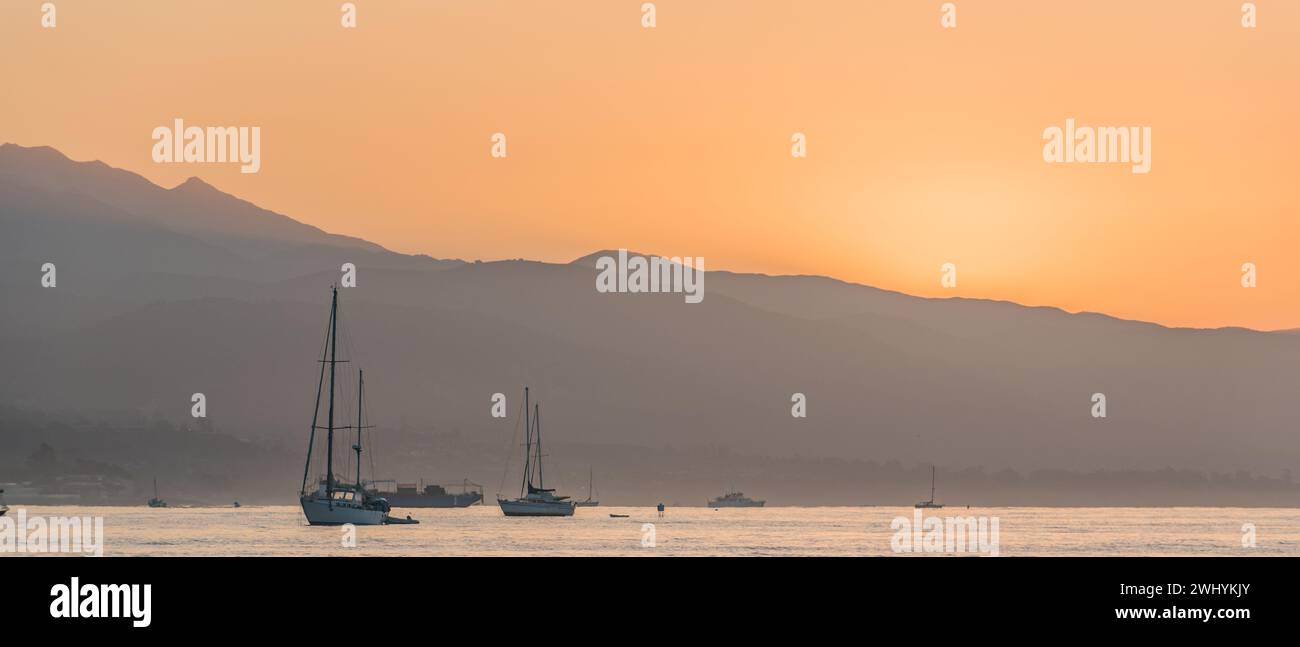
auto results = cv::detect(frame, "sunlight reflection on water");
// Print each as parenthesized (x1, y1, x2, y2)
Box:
(5, 505, 1297, 557)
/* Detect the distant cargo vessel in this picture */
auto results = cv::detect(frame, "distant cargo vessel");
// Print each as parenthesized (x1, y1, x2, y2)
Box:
(708, 489, 765, 508)
(369, 479, 483, 508)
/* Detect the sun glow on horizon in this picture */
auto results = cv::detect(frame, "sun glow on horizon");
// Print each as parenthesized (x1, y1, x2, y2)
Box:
(3, 0, 1298, 330)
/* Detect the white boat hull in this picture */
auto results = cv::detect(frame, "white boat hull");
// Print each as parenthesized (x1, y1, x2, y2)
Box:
(498, 498, 575, 517)
(301, 496, 386, 525)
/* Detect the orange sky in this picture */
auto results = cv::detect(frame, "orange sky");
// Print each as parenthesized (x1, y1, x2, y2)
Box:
(3, 1, 1298, 330)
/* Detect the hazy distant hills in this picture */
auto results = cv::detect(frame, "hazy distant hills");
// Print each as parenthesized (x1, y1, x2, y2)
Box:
(2, 143, 1298, 495)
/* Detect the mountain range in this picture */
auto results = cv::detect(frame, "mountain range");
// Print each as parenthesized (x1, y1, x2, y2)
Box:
(2, 143, 1297, 504)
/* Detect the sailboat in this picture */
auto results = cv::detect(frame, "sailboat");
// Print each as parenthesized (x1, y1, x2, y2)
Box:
(299, 286, 390, 526)
(147, 478, 167, 508)
(914, 465, 943, 509)
(497, 387, 576, 517)
(575, 467, 600, 507)
(0, 488, 8, 516)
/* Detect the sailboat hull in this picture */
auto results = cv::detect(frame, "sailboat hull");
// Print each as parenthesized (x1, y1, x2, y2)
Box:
(498, 498, 576, 517)
(574, 500, 599, 507)
(301, 496, 386, 525)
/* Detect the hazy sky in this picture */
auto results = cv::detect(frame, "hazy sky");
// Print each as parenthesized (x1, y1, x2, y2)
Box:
(3, 1, 1298, 330)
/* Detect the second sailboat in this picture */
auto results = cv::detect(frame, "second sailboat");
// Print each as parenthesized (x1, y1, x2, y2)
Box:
(498, 387, 576, 517)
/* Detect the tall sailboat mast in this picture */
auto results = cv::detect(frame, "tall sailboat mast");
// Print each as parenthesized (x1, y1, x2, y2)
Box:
(535, 403, 543, 490)
(325, 286, 339, 507)
(521, 387, 531, 497)
(300, 340, 328, 496)
(355, 369, 364, 491)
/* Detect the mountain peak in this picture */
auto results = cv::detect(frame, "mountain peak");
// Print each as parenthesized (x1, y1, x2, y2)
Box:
(569, 249, 661, 267)
(0, 142, 74, 163)
(171, 176, 217, 192)
(0, 144, 397, 254)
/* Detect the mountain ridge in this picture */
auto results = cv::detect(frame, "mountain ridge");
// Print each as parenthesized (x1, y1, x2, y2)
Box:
(2, 144, 1298, 481)
(4, 143, 1283, 333)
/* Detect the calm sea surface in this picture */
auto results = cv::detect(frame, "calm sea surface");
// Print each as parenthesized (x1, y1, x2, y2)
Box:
(5, 505, 1298, 556)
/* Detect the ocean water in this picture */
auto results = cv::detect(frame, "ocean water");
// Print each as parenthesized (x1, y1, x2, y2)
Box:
(3, 505, 1297, 557)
